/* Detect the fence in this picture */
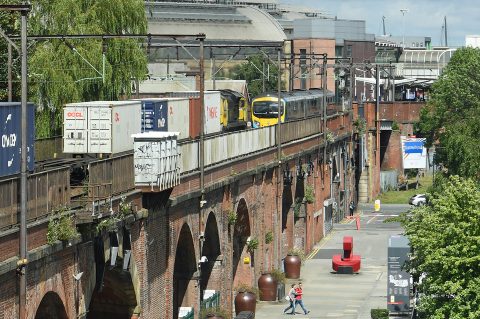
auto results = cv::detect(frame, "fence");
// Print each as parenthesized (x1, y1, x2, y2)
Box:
(380, 170, 398, 192)
(201, 291, 220, 310)
(0, 166, 70, 229)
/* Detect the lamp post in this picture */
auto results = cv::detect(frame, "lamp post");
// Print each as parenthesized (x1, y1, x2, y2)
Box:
(400, 9, 409, 48)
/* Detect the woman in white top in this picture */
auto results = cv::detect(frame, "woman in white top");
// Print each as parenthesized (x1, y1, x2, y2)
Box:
(283, 284, 296, 314)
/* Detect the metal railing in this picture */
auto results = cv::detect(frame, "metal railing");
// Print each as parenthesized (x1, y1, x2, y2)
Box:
(201, 291, 220, 310)
(0, 166, 70, 229)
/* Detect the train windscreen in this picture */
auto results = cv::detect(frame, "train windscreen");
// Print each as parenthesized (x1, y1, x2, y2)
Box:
(252, 101, 283, 118)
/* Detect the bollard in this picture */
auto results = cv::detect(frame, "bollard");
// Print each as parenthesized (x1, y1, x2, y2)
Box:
(355, 215, 360, 230)
(374, 199, 381, 212)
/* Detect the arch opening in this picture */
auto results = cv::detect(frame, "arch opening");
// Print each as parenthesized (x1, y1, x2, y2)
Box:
(173, 223, 197, 319)
(200, 212, 221, 296)
(35, 291, 68, 319)
(232, 198, 251, 286)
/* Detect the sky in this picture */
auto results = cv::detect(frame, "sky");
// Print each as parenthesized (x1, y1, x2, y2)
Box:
(280, 0, 480, 47)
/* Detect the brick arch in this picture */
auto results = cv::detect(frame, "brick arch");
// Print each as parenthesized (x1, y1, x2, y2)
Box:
(200, 211, 221, 294)
(26, 255, 73, 319)
(34, 291, 68, 319)
(232, 197, 253, 288)
(173, 223, 197, 319)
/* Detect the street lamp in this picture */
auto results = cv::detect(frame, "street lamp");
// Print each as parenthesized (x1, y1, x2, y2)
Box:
(400, 9, 409, 48)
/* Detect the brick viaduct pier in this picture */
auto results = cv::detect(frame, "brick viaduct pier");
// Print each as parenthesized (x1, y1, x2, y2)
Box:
(0, 101, 423, 319)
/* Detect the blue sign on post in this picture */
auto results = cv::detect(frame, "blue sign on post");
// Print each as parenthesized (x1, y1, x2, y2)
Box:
(404, 141, 424, 154)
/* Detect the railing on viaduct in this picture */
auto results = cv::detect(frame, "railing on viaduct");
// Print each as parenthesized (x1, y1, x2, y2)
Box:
(0, 109, 351, 230)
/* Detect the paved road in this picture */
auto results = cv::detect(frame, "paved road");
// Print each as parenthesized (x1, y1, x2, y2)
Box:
(254, 204, 410, 319)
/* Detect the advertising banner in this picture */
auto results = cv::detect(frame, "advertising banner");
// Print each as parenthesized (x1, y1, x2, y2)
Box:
(400, 137, 427, 169)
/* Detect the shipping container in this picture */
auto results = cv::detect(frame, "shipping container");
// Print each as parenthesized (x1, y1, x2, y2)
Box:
(133, 131, 180, 191)
(137, 99, 168, 132)
(189, 97, 201, 139)
(164, 91, 222, 135)
(134, 98, 191, 139)
(0, 102, 35, 178)
(63, 101, 141, 154)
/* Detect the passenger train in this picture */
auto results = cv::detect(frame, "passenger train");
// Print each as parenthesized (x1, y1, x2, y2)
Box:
(251, 89, 335, 128)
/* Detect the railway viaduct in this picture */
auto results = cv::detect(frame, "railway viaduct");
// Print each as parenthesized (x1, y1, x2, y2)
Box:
(0, 101, 424, 319)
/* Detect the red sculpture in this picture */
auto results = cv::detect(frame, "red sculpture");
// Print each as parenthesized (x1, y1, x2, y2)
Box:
(332, 236, 361, 273)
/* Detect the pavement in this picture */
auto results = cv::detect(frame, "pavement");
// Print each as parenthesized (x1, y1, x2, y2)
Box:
(254, 204, 411, 319)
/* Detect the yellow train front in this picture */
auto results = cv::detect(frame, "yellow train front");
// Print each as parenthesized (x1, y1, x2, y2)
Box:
(251, 89, 335, 128)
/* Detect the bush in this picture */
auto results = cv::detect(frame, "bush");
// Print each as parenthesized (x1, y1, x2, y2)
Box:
(370, 308, 389, 319)
(47, 213, 78, 245)
(304, 184, 315, 203)
(199, 307, 230, 319)
(270, 268, 286, 284)
(235, 283, 259, 297)
(264, 231, 273, 244)
(246, 237, 259, 252)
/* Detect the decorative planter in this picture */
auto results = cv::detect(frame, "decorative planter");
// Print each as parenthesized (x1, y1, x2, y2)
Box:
(284, 254, 301, 279)
(234, 291, 256, 315)
(258, 273, 277, 301)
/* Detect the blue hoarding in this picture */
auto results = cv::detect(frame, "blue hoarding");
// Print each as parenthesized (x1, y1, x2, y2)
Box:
(0, 102, 35, 178)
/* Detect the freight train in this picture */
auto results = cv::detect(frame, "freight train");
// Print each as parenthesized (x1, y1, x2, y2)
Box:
(1, 88, 335, 179)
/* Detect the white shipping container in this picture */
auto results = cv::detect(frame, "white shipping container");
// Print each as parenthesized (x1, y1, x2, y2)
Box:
(466, 35, 480, 48)
(204, 91, 222, 135)
(133, 131, 180, 190)
(63, 101, 141, 154)
(165, 98, 190, 139)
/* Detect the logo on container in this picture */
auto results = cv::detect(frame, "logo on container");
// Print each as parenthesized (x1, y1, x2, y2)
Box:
(207, 106, 218, 119)
(67, 111, 84, 118)
(1, 134, 16, 148)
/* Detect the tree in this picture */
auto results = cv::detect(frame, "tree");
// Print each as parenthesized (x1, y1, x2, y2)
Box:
(403, 176, 480, 319)
(0, 0, 148, 137)
(0, 0, 21, 101)
(418, 47, 480, 180)
(230, 53, 280, 99)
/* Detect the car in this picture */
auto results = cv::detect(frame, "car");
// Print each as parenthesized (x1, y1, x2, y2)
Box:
(409, 194, 427, 206)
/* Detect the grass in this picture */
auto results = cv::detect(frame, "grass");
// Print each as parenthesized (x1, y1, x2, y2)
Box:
(375, 174, 433, 204)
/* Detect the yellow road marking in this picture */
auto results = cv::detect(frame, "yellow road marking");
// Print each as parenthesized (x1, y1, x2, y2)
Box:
(307, 230, 335, 260)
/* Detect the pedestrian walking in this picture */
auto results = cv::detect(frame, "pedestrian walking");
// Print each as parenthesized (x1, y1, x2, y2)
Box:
(294, 282, 310, 315)
(283, 284, 296, 314)
(349, 201, 355, 216)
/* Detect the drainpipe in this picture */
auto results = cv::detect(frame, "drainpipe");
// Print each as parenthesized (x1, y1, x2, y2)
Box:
(198, 36, 205, 314)
(19, 7, 29, 319)
(275, 47, 281, 267)
(375, 65, 381, 200)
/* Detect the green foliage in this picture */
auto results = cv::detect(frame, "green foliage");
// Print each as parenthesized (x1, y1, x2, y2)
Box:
(96, 216, 119, 234)
(402, 176, 480, 318)
(199, 307, 230, 319)
(270, 268, 286, 284)
(353, 118, 366, 134)
(227, 210, 237, 226)
(391, 120, 399, 131)
(304, 184, 315, 203)
(418, 47, 480, 180)
(264, 230, 273, 244)
(235, 283, 259, 297)
(246, 237, 259, 252)
(0, 0, 148, 137)
(47, 211, 78, 244)
(293, 197, 303, 217)
(0, 1, 21, 101)
(229, 53, 280, 98)
(370, 308, 389, 319)
(119, 196, 132, 217)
